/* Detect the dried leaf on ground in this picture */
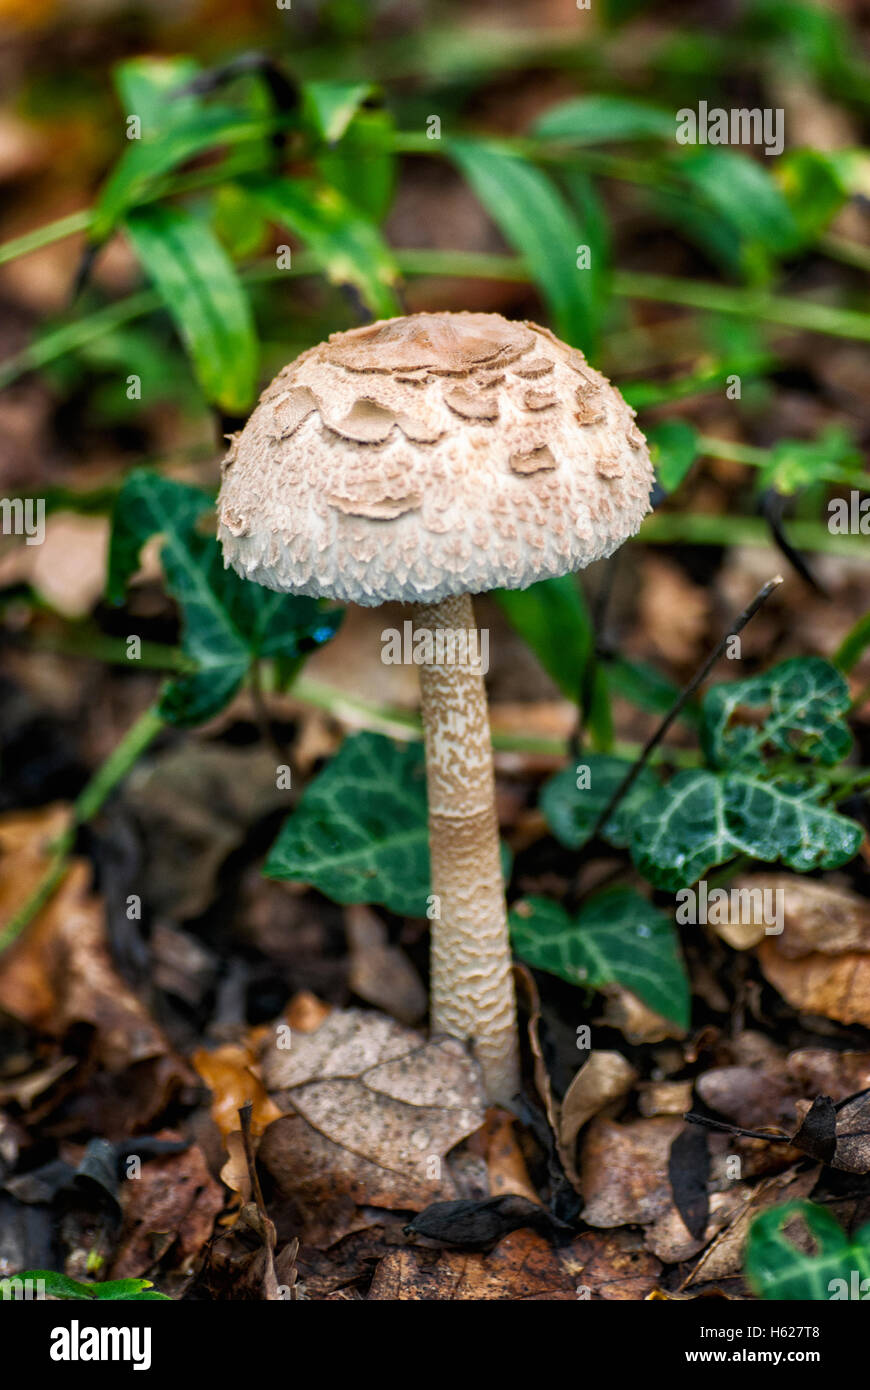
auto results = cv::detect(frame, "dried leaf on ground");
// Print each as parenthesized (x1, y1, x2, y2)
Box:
(109, 1138, 224, 1280)
(559, 1051, 637, 1184)
(345, 904, 426, 1024)
(257, 1008, 486, 1242)
(367, 1227, 661, 1301)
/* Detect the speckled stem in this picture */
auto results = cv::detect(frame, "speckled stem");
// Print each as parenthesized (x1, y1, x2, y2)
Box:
(413, 593, 520, 1106)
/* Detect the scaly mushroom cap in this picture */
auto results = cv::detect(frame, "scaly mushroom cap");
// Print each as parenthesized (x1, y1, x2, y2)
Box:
(218, 312, 654, 605)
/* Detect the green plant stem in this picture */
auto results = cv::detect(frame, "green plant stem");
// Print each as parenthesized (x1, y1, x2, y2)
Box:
(0, 705, 164, 954)
(4, 245, 870, 392)
(639, 510, 866, 558)
(0, 209, 93, 267)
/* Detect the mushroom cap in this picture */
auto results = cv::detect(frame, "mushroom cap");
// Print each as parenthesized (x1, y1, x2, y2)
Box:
(218, 312, 654, 606)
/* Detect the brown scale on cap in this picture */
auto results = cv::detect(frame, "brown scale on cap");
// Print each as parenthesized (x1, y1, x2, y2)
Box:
(217, 312, 654, 1106)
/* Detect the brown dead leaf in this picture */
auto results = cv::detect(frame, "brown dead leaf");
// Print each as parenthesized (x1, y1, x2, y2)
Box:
(598, 985, 686, 1043)
(758, 937, 870, 1028)
(345, 904, 426, 1025)
(193, 1042, 282, 1202)
(684, 1165, 821, 1287)
(258, 1008, 486, 1242)
(756, 875, 870, 957)
(560, 1051, 637, 1184)
(479, 1110, 540, 1203)
(0, 514, 108, 618)
(108, 1139, 224, 1281)
(0, 808, 174, 1075)
(368, 1227, 661, 1301)
(581, 1116, 685, 1228)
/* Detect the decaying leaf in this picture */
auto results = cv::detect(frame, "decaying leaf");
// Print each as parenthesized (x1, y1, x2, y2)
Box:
(559, 1051, 637, 1183)
(367, 1227, 661, 1301)
(257, 1008, 486, 1242)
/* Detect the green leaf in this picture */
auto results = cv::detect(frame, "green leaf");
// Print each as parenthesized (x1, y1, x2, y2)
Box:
(450, 138, 600, 351)
(778, 149, 848, 244)
(114, 56, 202, 138)
(671, 148, 800, 277)
(243, 173, 402, 318)
(541, 753, 660, 849)
(532, 95, 674, 145)
(318, 109, 397, 222)
(302, 81, 378, 143)
(647, 419, 700, 492)
(758, 425, 863, 494)
(124, 204, 257, 413)
(94, 105, 271, 241)
(264, 732, 431, 916)
(745, 1201, 870, 1301)
(702, 657, 853, 771)
(510, 888, 690, 1028)
(108, 470, 341, 726)
(630, 768, 863, 890)
(0, 1270, 170, 1301)
(494, 575, 611, 747)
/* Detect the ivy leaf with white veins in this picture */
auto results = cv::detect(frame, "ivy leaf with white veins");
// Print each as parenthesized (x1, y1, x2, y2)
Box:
(509, 888, 690, 1029)
(265, 732, 431, 916)
(702, 657, 853, 772)
(108, 470, 341, 726)
(541, 753, 660, 849)
(745, 1201, 870, 1301)
(630, 769, 863, 891)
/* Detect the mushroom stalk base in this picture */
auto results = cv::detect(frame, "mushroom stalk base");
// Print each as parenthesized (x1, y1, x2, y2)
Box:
(413, 593, 520, 1106)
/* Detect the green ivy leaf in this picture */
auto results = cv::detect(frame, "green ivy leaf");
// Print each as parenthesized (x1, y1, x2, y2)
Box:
(108, 470, 341, 726)
(702, 657, 853, 771)
(510, 888, 690, 1028)
(124, 204, 258, 413)
(541, 753, 660, 849)
(532, 95, 674, 144)
(264, 732, 431, 916)
(494, 575, 612, 748)
(243, 173, 401, 318)
(450, 137, 603, 352)
(745, 1201, 870, 1301)
(630, 768, 863, 890)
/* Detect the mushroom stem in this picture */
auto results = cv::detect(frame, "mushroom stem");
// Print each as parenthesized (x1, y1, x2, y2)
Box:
(413, 592, 520, 1106)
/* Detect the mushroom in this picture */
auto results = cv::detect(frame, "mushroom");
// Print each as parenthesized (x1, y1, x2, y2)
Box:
(218, 312, 654, 1105)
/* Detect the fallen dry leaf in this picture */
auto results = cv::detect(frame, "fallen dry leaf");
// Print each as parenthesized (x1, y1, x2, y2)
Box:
(758, 937, 870, 1028)
(108, 1138, 224, 1281)
(368, 1227, 660, 1301)
(0, 808, 173, 1073)
(345, 903, 427, 1025)
(257, 1008, 486, 1242)
(0, 513, 108, 618)
(560, 1051, 637, 1182)
(581, 1116, 685, 1228)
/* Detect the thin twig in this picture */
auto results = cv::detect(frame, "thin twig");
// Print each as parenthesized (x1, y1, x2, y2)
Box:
(587, 574, 784, 842)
